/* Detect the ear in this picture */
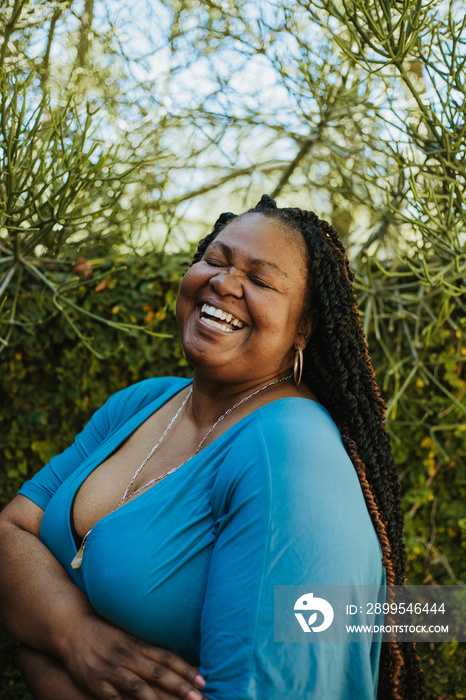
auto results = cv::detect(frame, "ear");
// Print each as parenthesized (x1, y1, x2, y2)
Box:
(296, 309, 317, 348)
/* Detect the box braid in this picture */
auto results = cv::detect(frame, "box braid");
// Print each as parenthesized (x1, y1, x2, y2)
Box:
(191, 195, 425, 700)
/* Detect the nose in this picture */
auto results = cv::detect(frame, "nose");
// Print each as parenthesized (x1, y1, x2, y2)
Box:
(209, 267, 244, 297)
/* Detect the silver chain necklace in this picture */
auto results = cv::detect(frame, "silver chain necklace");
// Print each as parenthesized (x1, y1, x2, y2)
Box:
(71, 373, 292, 569)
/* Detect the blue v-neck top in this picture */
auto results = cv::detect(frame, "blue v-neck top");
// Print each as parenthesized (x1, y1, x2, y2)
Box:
(19, 376, 384, 699)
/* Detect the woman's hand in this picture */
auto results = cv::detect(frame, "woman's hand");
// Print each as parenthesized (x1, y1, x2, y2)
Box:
(19, 641, 207, 700)
(60, 611, 206, 700)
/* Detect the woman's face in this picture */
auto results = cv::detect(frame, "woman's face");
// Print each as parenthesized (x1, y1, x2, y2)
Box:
(176, 213, 313, 386)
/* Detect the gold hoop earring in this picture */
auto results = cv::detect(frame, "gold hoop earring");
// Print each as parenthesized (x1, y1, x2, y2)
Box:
(294, 346, 304, 387)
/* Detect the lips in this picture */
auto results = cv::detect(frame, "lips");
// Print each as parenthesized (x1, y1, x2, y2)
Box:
(199, 303, 245, 333)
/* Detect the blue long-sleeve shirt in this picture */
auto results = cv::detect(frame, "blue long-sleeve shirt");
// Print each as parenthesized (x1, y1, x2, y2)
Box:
(19, 376, 383, 699)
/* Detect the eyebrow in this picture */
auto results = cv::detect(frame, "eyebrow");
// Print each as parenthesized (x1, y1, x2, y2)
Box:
(208, 241, 290, 279)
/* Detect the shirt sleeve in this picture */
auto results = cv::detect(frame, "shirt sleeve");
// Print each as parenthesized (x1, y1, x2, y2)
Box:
(199, 401, 384, 700)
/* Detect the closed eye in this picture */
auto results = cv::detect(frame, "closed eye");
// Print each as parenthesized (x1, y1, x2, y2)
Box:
(205, 257, 275, 289)
(249, 276, 273, 289)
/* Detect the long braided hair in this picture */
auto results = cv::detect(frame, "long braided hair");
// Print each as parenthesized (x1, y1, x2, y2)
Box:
(191, 194, 425, 700)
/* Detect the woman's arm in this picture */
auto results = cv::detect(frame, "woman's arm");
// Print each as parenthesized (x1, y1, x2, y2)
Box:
(0, 496, 206, 700)
(0, 496, 92, 656)
(18, 646, 94, 700)
(198, 409, 383, 699)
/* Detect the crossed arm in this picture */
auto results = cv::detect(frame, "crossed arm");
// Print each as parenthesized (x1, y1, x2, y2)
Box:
(0, 495, 207, 700)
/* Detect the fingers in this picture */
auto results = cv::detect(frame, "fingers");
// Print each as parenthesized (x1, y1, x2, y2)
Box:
(121, 649, 206, 700)
(98, 667, 206, 700)
(145, 688, 204, 700)
(88, 671, 160, 700)
(120, 690, 199, 700)
(62, 614, 207, 700)
(98, 674, 158, 700)
(137, 644, 206, 689)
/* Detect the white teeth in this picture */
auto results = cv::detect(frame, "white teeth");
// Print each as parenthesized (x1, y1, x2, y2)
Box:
(200, 303, 244, 329)
(204, 317, 233, 332)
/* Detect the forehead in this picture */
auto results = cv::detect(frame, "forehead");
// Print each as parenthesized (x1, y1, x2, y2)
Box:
(211, 213, 307, 272)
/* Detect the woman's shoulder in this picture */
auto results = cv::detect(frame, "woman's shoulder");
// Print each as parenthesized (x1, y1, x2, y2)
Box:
(102, 376, 191, 425)
(255, 397, 343, 447)
(240, 397, 354, 484)
(243, 398, 382, 561)
(219, 397, 350, 484)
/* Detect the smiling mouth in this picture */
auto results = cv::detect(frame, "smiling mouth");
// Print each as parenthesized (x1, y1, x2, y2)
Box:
(199, 303, 245, 333)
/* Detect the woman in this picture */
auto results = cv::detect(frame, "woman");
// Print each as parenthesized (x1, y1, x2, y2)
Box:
(0, 195, 424, 700)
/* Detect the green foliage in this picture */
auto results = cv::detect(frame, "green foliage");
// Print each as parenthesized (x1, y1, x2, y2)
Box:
(358, 268, 466, 699)
(0, 71, 132, 256)
(416, 641, 466, 700)
(0, 0, 182, 354)
(0, 626, 27, 700)
(367, 294, 466, 586)
(0, 67, 158, 352)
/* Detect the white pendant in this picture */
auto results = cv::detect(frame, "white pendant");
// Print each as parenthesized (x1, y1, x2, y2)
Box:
(71, 546, 84, 569)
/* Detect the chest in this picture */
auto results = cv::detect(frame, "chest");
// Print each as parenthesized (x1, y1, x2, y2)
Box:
(72, 406, 206, 539)
(40, 442, 219, 662)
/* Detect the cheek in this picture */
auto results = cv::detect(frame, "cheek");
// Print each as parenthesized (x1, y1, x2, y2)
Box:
(175, 267, 208, 324)
(175, 276, 193, 328)
(247, 297, 294, 344)
(177, 268, 200, 300)
(179, 264, 212, 295)
(260, 296, 305, 344)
